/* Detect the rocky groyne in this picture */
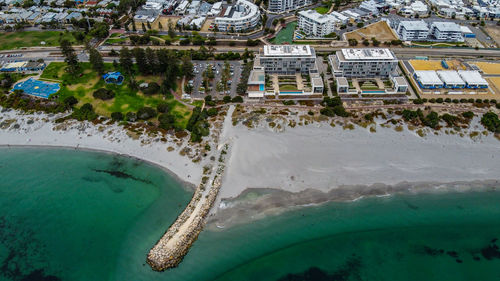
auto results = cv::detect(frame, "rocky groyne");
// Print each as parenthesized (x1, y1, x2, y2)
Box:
(147, 144, 228, 271)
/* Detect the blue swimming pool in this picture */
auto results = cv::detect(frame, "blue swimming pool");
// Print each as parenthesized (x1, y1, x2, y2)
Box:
(259, 84, 264, 91)
(280, 91, 303, 95)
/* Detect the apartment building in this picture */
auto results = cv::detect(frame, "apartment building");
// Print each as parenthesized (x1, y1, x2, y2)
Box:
(430, 21, 464, 41)
(396, 20, 429, 41)
(297, 10, 337, 37)
(268, 0, 312, 13)
(258, 45, 317, 75)
(328, 48, 398, 77)
(214, 0, 260, 32)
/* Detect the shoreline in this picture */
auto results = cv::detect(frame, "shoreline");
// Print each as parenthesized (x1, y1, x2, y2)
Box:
(0, 108, 207, 188)
(0, 144, 197, 191)
(208, 179, 500, 230)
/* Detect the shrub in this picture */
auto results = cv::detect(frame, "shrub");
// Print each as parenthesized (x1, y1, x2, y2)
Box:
(333, 105, 349, 117)
(452, 99, 459, 104)
(282, 100, 295, 105)
(497, 103, 500, 110)
(92, 88, 115, 100)
(444, 98, 451, 103)
(126, 111, 137, 122)
(137, 106, 157, 120)
(436, 98, 443, 103)
(143, 82, 160, 95)
(413, 99, 424, 104)
(462, 111, 474, 119)
(72, 103, 97, 121)
(475, 99, 483, 104)
(111, 112, 124, 121)
(481, 112, 500, 132)
(223, 95, 231, 103)
(468, 98, 474, 103)
(441, 113, 457, 126)
(460, 98, 467, 103)
(429, 98, 436, 103)
(157, 101, 169, 113)
(402, 109, 418, 121)
(231, 96, 243, 103)
(207, 108, 218, 116)
(63, 96, 78, 107)
(158, 113, 175, 130)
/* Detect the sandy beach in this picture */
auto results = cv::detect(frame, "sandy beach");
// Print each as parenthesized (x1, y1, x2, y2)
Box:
(208, 113, 500, 226)
(0, 108, 206, 187)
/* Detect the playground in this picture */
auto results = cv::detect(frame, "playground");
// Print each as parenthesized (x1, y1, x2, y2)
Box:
(12, 78, 60, 98)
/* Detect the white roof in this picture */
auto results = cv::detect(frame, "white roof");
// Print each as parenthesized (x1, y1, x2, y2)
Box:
(415, 71, 443, 85)
(460, 25, 473, 34)
(432, 21, 461, 32)
(399, 20, 429, 31)
(298, 10, 338, 24)
(263, 45, 313, 56)
(458, 71, 488, 85)
(436, 71, 465, 85)
(341, 48, 396, 60)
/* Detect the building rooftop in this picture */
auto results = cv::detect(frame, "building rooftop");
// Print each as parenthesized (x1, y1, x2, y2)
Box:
(436, 70, 465, 85)
(399, 20, 429, 31)
(263, 45, 313, 57)
(336, 77, 349, 87)
(415, 70, 442, 85)
(432, 21, 462, 32)
(298, 10, 338, 24)
(341, 48, 396, 60)
(457, 70, 488, 85)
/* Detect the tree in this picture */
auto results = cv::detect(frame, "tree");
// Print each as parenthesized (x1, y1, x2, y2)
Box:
(181, 55, 194, 79)
(88, 47, 104, 75)
(158, 21, 163, 30)
(184, 83, 194, 95)
(145, 47, 158, 74)
(63, 96, 78, 107)
(142, 22, 146, 32)
(221, 61, 231, 94)
(137, 106, 157, 120)
(168, 19, 175, 39)
(60, 39, 79, 74)
(133, 47, 148, 74)
(348, 39, 358, 46)
(119, 47, 134, 75)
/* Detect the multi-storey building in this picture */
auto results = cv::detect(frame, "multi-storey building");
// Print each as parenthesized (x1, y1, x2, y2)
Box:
(297, 10, 338, 37)
(214, 0, 260, 32)
(258, 45, 317, 75)
(396, 20, 430, 41)
(328, 48, 398, 77)
(430, 22, 464, 41)
(268, 0, 312, 13)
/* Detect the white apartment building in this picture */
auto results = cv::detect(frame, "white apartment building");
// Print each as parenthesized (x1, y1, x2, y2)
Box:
(214, 0, 260, 32)
(430, 21, 464, 41)
(298, 10, 338, 37)
(268, 0, 312, 13)
(259, 45, 318, 75)
(396, 20, 429, 41)
(328, 48, 398, 77)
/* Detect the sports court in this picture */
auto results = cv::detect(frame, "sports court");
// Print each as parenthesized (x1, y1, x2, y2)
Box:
(12, 78, 60, 98)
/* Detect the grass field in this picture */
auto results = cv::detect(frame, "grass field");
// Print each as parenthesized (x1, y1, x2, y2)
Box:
(344, 21, 398, 43)
(41, 62, 192, 128)
(0, 31, 76, 50)
(104, 33, 128, 45)
(474, 62, 500, 75)
(315, 6, 329, 14)
(270, 21, 297, 44)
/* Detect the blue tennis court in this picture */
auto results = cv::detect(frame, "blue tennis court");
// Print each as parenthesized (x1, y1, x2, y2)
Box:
(12, 78, 60, 99)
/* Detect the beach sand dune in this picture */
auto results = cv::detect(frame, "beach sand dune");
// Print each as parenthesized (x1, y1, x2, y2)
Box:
(219, 121, 500, 200)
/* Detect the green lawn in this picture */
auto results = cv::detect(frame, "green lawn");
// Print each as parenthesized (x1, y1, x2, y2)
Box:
(270, 21, 297, 44)
(315, 6, 329, 14)
(0, 31, 77, 50)
(41, 62, 192, 129)
(279, 84, 299, 91)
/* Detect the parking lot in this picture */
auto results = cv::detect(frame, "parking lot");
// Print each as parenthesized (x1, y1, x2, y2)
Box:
(187, 60, 242, 99)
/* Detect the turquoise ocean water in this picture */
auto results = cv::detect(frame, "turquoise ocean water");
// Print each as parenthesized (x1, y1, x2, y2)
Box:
(1, 148, 500, 281)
